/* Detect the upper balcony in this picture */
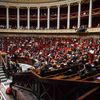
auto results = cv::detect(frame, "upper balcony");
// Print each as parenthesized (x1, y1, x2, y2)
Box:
(0, 0, 99, 33)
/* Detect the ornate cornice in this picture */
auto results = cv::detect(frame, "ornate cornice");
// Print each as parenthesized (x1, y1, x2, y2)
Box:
(0, 0, 82, 8)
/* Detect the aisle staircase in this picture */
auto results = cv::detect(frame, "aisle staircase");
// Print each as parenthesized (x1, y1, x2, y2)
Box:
(0, 54, 38, 100)
(0, 66, 7, 83)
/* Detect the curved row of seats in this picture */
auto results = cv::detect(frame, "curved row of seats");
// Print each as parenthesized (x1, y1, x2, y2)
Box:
(0, 37, 99, 74)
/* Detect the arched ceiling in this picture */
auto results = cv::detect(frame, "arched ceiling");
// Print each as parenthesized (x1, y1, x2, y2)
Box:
(0, 0, 86, 3)
(0, 0, 60, 3)
(0, 0, 97, 3)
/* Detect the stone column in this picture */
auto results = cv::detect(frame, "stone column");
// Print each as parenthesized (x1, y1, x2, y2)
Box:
(37, 7, 40, 29)
(77, 2, 81, 28)
(47, 7, 50, 29)
(17, 7, 20, 29)
(67, 4, 70, 29)
(88, 0, 92, 28)
(6, 7, 9, 29)
(57, 5, 60, 29)
(27, 7, 30, 29)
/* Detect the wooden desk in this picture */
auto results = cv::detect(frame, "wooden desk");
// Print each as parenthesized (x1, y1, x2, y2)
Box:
(51, 75, 68, 79)
(68, 76, 81, 80)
